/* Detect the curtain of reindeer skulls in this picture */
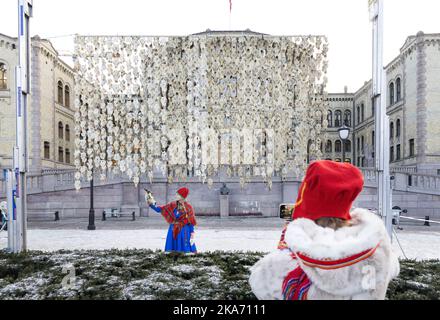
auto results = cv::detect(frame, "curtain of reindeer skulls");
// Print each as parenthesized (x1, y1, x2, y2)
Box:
(73, 35, 329, 190)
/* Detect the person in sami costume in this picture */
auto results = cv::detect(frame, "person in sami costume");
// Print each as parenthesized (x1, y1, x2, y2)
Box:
(249, 160, 400, 300)
(146, 187, 197, 254)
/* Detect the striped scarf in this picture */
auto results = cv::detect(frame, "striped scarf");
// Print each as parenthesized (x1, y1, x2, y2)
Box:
(282, 266, 311, 300)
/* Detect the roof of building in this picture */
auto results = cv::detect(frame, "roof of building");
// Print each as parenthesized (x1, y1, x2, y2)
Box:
(191, 29, 268, 36)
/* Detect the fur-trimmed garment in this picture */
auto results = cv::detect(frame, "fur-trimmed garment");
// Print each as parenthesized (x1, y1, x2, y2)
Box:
(249, 208, 400, 300)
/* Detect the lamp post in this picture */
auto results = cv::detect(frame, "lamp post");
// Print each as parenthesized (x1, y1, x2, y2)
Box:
(338, 125, 350, 163)
(87, 170, 96, 231)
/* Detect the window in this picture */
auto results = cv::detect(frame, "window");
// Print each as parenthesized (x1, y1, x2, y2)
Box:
(361, 103, 365, 122)
(65, 125, 70, 142)
(344, 140, 352, 153)
(357, 106, 360, 124)
(409, 139, 415, 157)
(390, 146, 394, 162)
(44, 142, 50, 159)
(361, 136, 365, 153)
(65, 85, 70, 108)
(396, 144, 401, 160)
(66, 149, 71, 164)
(0, 63, 7, 90)
(58, 122, 64, 139)
(307, 140, 312, 164)
(389, 82, 395, 106)
(335, 140, 342, 153)
(396, 119, 401, 138)
(325, 140, 332, 153)
(372, 101, 375, 117)
(357, 137, 360, 153)
(327, 110, 333, 128)
(390, 121, 394, 139)
(344, 110, 351, 127)
(58, 147, 64, 162)
(361, 157, 365, 167)
(334, 110, 342, 127)
(372, 130, 375, 148)
(57, 81, 63, 104)
(396, 78, 401, 101)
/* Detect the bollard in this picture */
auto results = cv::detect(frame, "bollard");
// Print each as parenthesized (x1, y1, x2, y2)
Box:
(102, 211, 106, 221)
(424, 216, 430, 227)
(54, 211, 60, 221)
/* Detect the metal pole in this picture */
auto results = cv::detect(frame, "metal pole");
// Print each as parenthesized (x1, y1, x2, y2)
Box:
(342, 140, 346, 163)
(6, 170, 15, 252)
(12, 0, 33, 253)
(369, 0, 393, 239)
(87, 170, 96, 230)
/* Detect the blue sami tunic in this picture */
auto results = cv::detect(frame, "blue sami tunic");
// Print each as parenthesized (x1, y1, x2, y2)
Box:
(149, 203, 197, 253)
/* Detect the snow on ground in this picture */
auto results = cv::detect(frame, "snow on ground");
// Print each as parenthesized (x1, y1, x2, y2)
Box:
(1, 228, 439, 260)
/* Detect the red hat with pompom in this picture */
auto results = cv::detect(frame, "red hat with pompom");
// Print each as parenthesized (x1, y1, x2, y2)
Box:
(292, 160, 364, 221)
(177, 187, 189, 199)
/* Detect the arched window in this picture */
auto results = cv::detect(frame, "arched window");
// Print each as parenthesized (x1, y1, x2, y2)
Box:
(390, 121, 394, 139)
(58, 147, 64, 163)
(344, 110, 352, 127)
(344, 140, 352, 153)
(361, 136, 365, 153)
(58, 122, 64, 139)
(66, 149, 71, 164)
(307, 140, 312, 164)
(361, 103, 365, 122)
(44, 142, 50, 159)
(64, 85, 70, 107)
(389, 82, 395, 106)
(65, 124, 70, 142)
(334, 110, 342, 127)
(327, 110, 333, 128)
(396, 78, 402, 101)
(57, 81, 63, 104)
(0, 63, 7, 90)
(325, 140, 332, 153)
(357, 106, 360, 124)
(396, 119, 401, 138)
(335, 140, 342, 153)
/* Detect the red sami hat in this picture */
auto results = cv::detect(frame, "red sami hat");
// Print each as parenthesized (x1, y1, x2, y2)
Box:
(177, 187, 189, 199)
(292, 160, 364, 221)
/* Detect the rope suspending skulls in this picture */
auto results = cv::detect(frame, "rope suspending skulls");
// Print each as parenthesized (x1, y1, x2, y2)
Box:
(400, 216, 440, 225)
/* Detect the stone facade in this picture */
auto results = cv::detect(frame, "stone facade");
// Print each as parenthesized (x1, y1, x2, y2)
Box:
(0, 33, 75, 173)
(325, 32, 440, 175)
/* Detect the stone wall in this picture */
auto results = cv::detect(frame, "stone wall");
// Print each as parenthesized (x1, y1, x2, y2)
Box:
(14, 175, 439, 220)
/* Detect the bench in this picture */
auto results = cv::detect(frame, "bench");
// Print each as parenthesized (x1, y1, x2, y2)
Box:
(102, 208, 136, 221)
(27, 210, 60, 222)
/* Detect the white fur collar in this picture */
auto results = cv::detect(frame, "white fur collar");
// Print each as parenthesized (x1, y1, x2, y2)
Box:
(284, 208, 388, 261)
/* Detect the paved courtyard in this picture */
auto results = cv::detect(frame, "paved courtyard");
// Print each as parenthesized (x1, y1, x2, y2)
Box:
(1, 216, 439, 261)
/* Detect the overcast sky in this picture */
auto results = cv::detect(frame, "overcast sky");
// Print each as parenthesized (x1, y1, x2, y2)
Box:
(1, 0, 439, 92)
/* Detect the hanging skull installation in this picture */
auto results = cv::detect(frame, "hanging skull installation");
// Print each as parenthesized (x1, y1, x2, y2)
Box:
(73, 32, 329, 190)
